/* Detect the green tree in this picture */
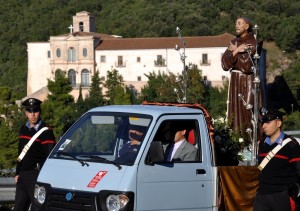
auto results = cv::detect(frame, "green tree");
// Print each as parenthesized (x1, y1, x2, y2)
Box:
(0, 102, 21, 170)
(186, 65, 207, 104)
(208, 81, 228, 119)
(126, 84, 139, 104)
(0, 119, 18, 169)
(140, 71, 177, 102)
(275, 16, 300, 52)
(0, 87, 24, 170)
(42, 72, 76, 138)
(282, 58, 300, 109)
(140, 66, 208, 104)
(283, 111, 300, 133)
(75, 85, 87, 117)
(104, 69, 125, 104)
(113, 85, 132, 105)
(85, 71, 104, 108)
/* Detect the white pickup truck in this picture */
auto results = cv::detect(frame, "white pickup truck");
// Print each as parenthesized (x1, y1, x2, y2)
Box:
(33, 102, 259, 211)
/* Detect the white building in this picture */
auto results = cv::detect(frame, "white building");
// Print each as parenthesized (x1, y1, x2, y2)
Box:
(27, 11, 234, 101)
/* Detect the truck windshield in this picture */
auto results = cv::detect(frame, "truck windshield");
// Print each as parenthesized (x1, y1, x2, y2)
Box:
(50, 112, 152, 166)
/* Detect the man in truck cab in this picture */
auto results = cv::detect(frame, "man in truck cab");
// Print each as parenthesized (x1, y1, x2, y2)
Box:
(253, 108, 300, 211)
(165, 122, 197, 162)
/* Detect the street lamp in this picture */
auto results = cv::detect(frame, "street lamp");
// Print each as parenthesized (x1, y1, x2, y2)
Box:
(175, 26, 187, 103)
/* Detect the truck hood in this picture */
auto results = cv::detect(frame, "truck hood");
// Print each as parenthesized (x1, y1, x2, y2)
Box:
(37, 158, 132, 192)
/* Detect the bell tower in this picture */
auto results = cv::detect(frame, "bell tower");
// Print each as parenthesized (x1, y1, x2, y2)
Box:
(73, 11, 96, 33)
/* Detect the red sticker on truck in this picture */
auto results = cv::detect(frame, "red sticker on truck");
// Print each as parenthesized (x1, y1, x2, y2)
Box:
(87, 171, 108, 188)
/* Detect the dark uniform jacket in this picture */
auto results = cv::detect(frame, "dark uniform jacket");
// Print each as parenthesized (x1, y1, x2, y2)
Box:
(257, 134, 300, 194)
(16, 120, 56, 175)
(116, 142, 141, 164)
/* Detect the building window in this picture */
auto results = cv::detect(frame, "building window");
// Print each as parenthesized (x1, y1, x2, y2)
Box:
(200, 53, 210, 65)
(137, 76, 141, 81)
(202, 54, 208, 64)
(154, 55, 166, 66)
(137, 57, 141, 63)
(81, 69, 90, 87)
(118, 56, 123, 66)
(101, 55, 106, 63)
(83, 48, 87, 57)
(56, 48, 61, 58)
(68, 69, 76, 87)
(116, 56, 125, 67)
(68, 47, 76, 62)
(47, 51, 50, 58)
(79, 22, 84, 32)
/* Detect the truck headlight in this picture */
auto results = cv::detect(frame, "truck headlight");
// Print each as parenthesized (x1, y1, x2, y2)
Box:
(106, 194, 129, 211)
(98, 191, 134, 211)
(34, 184, 46, 205)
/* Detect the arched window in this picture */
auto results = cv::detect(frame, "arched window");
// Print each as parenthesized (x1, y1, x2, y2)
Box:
(68, 47, 76, 62)
(81, 69, 90, 87)
(68, 69, 76, 87)
(83, 48, 87, 57)
(56, 48, 61, 58)
(79, 22, 84, 32)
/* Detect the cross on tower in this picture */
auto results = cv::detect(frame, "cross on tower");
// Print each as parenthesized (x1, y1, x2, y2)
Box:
(68, 25, 74, 34)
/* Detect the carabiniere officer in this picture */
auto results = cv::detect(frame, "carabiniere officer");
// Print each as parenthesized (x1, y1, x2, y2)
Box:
(14, 98, 56, 211)
(254, 108, 300, 211)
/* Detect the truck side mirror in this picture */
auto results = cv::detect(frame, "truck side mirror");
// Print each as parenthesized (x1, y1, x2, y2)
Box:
(147, 141, 165, 164)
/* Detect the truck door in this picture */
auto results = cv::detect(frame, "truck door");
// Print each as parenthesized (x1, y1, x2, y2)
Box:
(136, 115, 215, 211)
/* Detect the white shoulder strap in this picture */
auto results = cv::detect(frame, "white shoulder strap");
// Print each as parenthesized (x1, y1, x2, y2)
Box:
(17, 127, 48, 162)
(258, 138, 292, 171)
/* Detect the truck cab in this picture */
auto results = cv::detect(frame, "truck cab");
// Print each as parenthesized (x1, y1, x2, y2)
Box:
(33, 104, 218, 211)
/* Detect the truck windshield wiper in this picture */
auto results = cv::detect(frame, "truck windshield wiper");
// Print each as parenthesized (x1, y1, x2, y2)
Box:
(79, 155, 122, 170)
(55, 151, 89, 167)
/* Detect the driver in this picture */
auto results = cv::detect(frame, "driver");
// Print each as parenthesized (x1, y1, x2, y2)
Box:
(117, 124, 147, 163)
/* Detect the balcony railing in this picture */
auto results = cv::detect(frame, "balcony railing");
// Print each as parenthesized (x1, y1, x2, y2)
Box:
(115, 61, 126, 68)
(154, 59, 166, 67)
(200, 59, 211, 66)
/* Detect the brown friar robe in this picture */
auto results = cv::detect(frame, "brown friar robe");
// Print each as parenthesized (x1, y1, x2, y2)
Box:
(221, 32, 256, 134)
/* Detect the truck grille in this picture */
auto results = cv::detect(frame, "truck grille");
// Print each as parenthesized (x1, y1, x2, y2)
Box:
(45, 188, 97, 211)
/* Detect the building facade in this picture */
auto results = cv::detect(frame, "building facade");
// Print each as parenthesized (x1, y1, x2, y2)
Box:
(27, 11, 234, 101)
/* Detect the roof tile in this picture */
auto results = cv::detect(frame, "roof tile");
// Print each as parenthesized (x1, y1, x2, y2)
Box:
(96, 33, 235, 50)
